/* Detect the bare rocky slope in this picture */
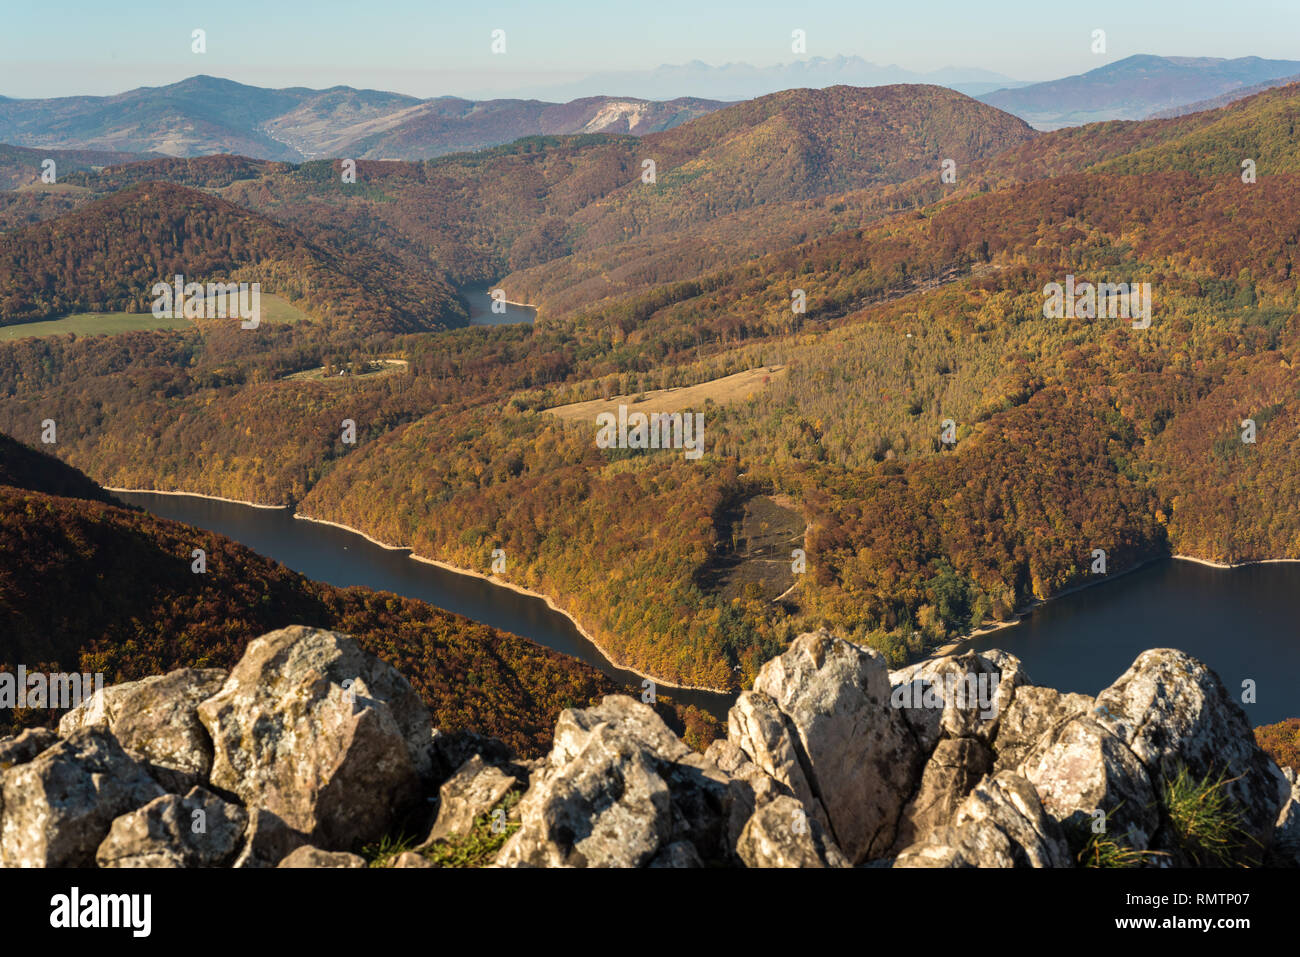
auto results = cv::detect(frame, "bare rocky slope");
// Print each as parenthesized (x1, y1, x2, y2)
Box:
(1, 625, 1296, 868)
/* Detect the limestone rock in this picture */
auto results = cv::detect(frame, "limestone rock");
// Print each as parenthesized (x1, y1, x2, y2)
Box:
(1093, 648, 1289, 856)
(747, 629, 924, 862)
(496, 696, 732, 868)
(0, 728, 163, 867)
(993, 685, 1094, 773)
(892, 737, 992, 852)
(737, 795, 850, 868)
(1272, 768, 1300, 867)
(726, 690, 829, 833)
(96, 787, 248, 868)
(392, 851, 434, 868)
(895, 771, 1071, 868)
(1020, 714, 1159, 850)
(277, 845, 367, 868)
(889, 650, 1023, 752)
(0, 728, 58, 769)
(421, 754, 522, 845)
(197, 626, 431, 849)
(59, 668, 227, 792)
(231, 808, 307, 869)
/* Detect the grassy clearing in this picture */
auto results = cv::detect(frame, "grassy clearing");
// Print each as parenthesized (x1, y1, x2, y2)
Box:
(544, 365, 786, 423)
(0, 293, 312, 342)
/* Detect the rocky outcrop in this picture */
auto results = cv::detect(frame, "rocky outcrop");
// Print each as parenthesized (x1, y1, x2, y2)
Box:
(738, 629, 923, 863)
(197, 625, 432, 849)
(0, 728, 163, 867)
(96, 787, 248, 868)
(277, 846, 367, 868)
(420, 754, 523, 845)
(59, 668, 227, 792)
(495, 695, 736, 867)
(737, 795, 850, 868)
(894, 771, 1071, 868)
(1, 625, 1291, 870)
(1092, 648, 1290, 856)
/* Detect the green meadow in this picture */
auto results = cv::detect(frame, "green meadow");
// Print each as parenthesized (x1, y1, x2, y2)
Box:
(0, 294, 312, 342)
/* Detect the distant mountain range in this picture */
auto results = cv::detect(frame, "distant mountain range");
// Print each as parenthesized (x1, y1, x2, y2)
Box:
(3, 55, 1300, 164)
(979, 55, 1300, 129)
(513, 56, 1025, 101)
(0, 76, 725, 162)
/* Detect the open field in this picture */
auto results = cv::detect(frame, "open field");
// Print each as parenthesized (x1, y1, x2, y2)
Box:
(0, 293, 313, 341)
(0, 312, 192, 341)
(282, 358, 409, 381)
(544, 365, 787, 422)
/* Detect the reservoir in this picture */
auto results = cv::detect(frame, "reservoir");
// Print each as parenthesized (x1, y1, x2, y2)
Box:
(109, 492, 1298, 726)
(463, 285, 537, 326)
(111, 490, 732, 717)
(964, 558, 1298, 725)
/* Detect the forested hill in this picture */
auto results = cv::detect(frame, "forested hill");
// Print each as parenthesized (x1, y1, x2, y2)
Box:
(0, 182, 462, 331)
(0, 436, 652, 756)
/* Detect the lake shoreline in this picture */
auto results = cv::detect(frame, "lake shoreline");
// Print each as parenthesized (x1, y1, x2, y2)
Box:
(105, 485, 727, 698)
(289, 513, 725, 696)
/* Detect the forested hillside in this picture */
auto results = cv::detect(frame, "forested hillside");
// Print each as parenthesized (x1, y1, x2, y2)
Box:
(1, 83, 1298, 695)
(0, 435, 631, 755)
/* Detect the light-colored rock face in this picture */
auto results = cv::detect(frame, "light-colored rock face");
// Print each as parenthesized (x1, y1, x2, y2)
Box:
(196, 626, 430, 849)
(992, 685, 1094, 773)
(889, 651, 1023, 751)
(496, 695, 738, 868)
(499, 722, 673, 868)
(1273, 774, 1300, 866)
(277, 846, 367, 868)
(892, 737, 991, 853)
(725, 690, 830, 834)
(1093, 648, 1289, 854)
(1019, 714, 1159, 850)
(96, 787, 248, 868)
(59, 668, 227, 792)
(895, 772, 1071, 868)
(422, 754, 521, 845)
(0, 728, 163, 867)
(737, 795, 850, 868)
(742, 629, 924, 863)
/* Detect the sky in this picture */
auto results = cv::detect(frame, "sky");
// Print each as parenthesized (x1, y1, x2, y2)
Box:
(2, 0, 1298, 99)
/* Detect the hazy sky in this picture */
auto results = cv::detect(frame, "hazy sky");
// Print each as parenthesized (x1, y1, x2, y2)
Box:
(2, 0, 1298, 98)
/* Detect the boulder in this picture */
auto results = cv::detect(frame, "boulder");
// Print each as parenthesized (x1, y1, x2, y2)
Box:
(197, 626, 431, 849)
(1093, 648, 1290, 857)
(58, 668, 226, 792)
(96, 787, 248, 868)
(889, 650, 1023, 752)
(726, 690, 829, 834)
(421, 754, 522, 845)
(993, 685, 1094, 773)
(737, 795, 850, 868)
(746, 629, 924, 862)
(392, 851, 434, 868)
(0, 727, 58, 769)
(895, 771, 1072, 868)
(231, 808, 307, 869)
(704, 737, 791, 857)
(892, 737, 991, 852)
(496, 696, 732, 868)
(0, 728, 163, 867)
(1019, 714, 1159, 850)
(277, 846, 367, 868)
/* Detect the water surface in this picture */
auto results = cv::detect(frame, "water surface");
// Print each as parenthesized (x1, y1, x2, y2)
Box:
(113, 491, 731, 717)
